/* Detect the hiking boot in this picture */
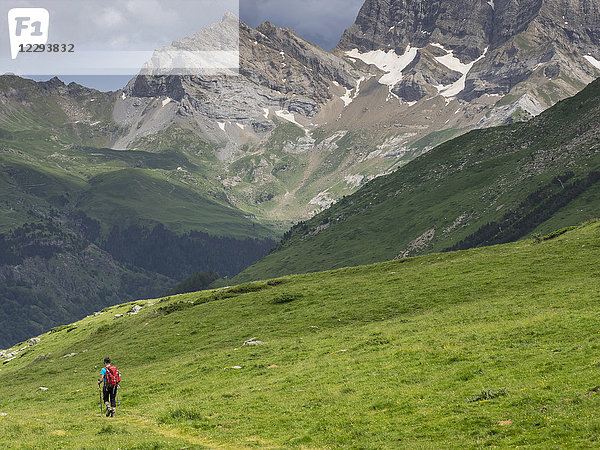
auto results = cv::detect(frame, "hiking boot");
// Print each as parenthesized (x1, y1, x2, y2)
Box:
(110, 409, 115, 418)
(105, 407, 111, 417)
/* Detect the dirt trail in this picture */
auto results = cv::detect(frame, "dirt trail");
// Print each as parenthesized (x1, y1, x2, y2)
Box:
(115, 412, 245, 448)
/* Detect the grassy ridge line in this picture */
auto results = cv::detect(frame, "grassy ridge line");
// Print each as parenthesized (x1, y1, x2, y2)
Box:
(0, 222, 600, 447)
(0, 152, 274, 239)
(233, 78, 600, 282)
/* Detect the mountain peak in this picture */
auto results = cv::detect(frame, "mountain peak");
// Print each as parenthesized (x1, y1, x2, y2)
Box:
(337, 0, 600, 59)
(335, 0, 599, 106)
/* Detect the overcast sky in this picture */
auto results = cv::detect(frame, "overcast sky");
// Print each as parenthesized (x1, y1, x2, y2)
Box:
(14, 0, 365, 90)
(240, 0, 364, 51)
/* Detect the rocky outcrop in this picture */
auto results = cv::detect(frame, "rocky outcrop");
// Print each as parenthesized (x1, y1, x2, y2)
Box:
(337, 0, 600, 105)
(113, 14, 361, 153)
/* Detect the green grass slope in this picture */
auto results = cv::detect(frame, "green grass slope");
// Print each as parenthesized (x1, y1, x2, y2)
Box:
(0, 75, 278, 239)
(234, 78, 600, 282)
(76, 169, 272, 238)
(1, 221, 600, 447)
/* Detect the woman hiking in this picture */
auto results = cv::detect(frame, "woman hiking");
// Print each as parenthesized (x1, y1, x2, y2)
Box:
(98, 357, 120, 417)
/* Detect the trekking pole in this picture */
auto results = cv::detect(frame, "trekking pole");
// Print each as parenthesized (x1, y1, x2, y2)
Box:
(117, 385, 121, 412)
(98, 384, 103, 414)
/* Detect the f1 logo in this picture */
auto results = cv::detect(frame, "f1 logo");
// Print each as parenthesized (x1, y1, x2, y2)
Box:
(8, 8, 50, 59)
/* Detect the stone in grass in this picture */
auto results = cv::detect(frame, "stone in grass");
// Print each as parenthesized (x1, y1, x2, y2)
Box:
(129, 305, 142, 315)
(39, 387, 48, 391)
(63, 353, 77, 358)
(114, 314, 124, 319)
(243, 337, 265, 346)
(0, 413, 7, 416)
(28, 338, 40, 346)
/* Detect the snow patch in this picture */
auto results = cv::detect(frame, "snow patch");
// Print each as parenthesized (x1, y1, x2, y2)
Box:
(121, 92, 126, 100)
(434, 45, 488, 98)
(218, 122, 226, 132)
(341, 88, 353, 107)
(487, 0, 495, 10)
(340, 77, 364, 107)
(584, 55, 600, 71)
(236, 123, 246, 130)
(345, 46, 418, 89)
(161, 97, 172, 107)
(275, 110, 303, 129)
(263, 108, 270, 119)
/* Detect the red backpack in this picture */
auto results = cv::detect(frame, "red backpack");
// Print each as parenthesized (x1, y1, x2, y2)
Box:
(105, 365, 121, 386)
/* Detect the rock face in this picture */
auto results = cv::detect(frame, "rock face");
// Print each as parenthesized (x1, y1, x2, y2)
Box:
(113, 15, 360, 154)
(10, 4, 600, 227)
(337, 0, 600, 105)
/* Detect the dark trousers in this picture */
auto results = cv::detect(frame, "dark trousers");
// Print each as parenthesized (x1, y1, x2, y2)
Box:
(103, 385, 117, 408)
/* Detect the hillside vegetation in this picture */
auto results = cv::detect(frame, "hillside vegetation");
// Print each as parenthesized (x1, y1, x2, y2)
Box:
(1, 221, 599, 447)
(234, 77, 600, 282)
(0, 76, 276, 346)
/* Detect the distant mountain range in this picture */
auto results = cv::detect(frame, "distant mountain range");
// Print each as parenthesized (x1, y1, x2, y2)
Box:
(92, 0, 600, 223)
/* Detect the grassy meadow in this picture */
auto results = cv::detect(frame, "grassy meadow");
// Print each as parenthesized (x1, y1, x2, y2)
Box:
(1, 221, 599, 448)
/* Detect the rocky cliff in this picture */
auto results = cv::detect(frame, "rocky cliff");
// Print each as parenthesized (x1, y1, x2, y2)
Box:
(337, 0, 600, 107)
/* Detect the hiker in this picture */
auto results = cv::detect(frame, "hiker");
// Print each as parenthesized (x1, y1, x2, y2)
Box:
(98, 357, 120, 417)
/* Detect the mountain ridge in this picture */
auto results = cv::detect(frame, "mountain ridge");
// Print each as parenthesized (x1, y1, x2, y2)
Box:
(233, 75, 600, 282)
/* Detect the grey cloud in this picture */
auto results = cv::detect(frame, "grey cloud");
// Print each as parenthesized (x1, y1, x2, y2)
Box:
(240, 0, 364, 50)
(1, 0, 238, 53)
